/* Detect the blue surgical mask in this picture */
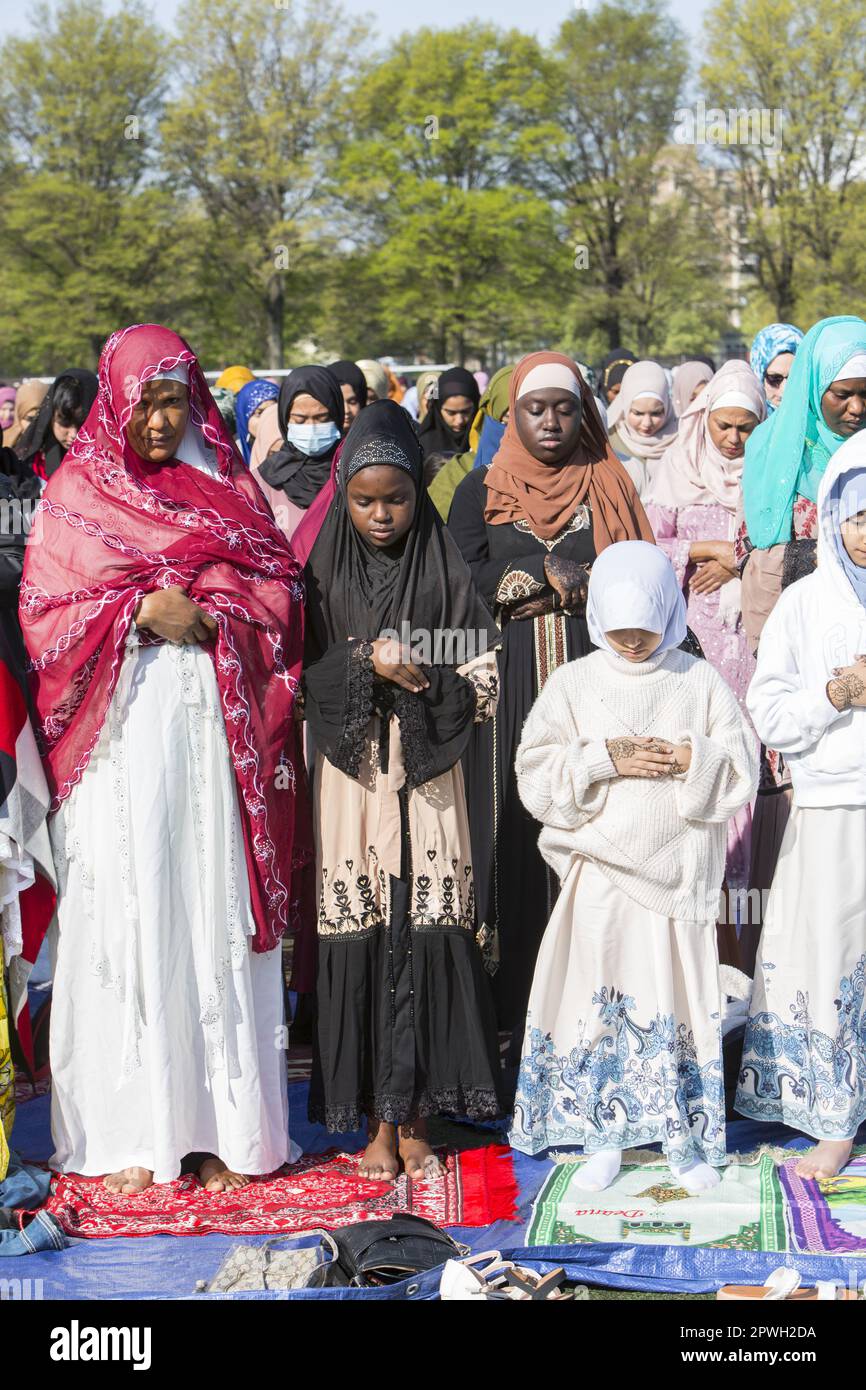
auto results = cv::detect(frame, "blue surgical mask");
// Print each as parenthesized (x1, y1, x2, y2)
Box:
(286, 421, 340, 456)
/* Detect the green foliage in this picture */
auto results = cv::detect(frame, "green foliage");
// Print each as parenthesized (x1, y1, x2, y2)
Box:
(0, 0, 171, 371)
(700, 0, 866, 323)
(1, 0, 865, 375)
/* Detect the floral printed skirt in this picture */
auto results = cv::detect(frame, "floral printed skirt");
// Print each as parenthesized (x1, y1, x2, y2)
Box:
(736, 805, 866, 1141)
(510, 857, 724, 1165)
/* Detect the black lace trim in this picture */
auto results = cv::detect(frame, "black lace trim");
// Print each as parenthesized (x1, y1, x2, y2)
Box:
(393, 688, 435, 789)
(332, 639, 375, 780)
(373, 681, 434, 789)
(308, 1086, 502, 1132)
(781, 537, 817, 590)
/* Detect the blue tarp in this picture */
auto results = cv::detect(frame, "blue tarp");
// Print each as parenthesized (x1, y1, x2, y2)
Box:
(6, 1085, 866, 1299)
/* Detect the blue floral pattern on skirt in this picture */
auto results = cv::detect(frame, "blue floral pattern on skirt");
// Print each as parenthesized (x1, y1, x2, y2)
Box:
(509, 985, 725, 1164)
(736, 954, 866, 1139)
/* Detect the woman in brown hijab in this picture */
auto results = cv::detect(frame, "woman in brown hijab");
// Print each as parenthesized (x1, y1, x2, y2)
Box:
(448, 352, 653, 1083)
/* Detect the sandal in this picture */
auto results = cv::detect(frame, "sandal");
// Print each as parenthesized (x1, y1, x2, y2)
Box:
(440, 1252, 573, 1301)
(718, 1267, 858, 1301)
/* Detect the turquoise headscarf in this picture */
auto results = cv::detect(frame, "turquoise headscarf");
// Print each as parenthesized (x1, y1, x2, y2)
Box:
(742, 315, 866, 549)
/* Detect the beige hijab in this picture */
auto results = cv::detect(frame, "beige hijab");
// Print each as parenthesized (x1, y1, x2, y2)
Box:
(4, 379, 48, 448)
(607, 360, 678, 463)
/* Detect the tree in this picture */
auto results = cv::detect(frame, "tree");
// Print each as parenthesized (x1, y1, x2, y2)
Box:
(700, 0, 866, 322)
(0, 0, 173, 372)
(161, 0, 371, 368)
(530, 0, 691, 350)
(327, 24, 562, 364)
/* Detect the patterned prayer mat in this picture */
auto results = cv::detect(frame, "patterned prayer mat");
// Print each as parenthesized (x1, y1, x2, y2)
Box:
(528, 1154, 786, 1251)
(527, 1147, 866, 1256)
(43, 1145, 517, 1239)
(778, 1150, 866, 1255)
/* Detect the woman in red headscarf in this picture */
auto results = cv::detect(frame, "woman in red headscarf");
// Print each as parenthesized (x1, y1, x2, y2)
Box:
(20, 324, 310, 1195)
(448, 351, 654, 1085)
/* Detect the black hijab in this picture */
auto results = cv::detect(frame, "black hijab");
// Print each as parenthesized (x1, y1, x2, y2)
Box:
(328, 359, 369, 410)
(304, 399, 498, 787)
(258, 364, 345, 508)
(417, 367, 480, 461)
(16, 368, 98, 478)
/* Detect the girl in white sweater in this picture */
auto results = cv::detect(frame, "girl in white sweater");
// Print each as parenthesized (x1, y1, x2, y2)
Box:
(510, 541, 757, 1192)
(736, 432, 866, 1179)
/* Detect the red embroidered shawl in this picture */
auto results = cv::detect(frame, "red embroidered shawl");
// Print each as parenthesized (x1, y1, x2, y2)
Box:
(19, 323, 311, 952)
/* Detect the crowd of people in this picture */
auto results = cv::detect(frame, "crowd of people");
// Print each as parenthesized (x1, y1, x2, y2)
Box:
(1, 311, 864, 1203)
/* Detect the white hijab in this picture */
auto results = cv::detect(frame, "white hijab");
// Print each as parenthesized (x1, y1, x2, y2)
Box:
(156, 365, 218, 474)
(587, 540, 687, 657)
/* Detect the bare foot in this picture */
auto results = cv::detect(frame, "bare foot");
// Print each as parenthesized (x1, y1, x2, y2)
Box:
(104, 1166, 154, 1195)
(398, 1119, 443, 1181)
(198, 1156, 250, 1192)
(794, 1139, 855, 1181)
(359, 1119, 399, 1181)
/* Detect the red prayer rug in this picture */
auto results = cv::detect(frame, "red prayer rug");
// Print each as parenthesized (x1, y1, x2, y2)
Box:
(43, 1146, 517, 1239)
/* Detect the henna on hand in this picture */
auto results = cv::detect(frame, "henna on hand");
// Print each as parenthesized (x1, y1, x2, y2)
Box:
(827, 677, 854, 710)
(606, 737, 637, 761)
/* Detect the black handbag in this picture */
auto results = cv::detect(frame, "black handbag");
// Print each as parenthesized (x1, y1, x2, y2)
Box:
(308, 1214, 469, 1288)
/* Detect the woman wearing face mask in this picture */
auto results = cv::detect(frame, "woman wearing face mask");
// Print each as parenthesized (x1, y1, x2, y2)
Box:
(736, 315, 866, 970)
(254, 365, 345, 540)
(606, 360, 678, 499)
(15, 368, 98, 484)
(447, 352, 653, 1080)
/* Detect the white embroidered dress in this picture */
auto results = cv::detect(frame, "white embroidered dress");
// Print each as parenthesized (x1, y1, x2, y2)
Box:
(49, 435, 297, 1182)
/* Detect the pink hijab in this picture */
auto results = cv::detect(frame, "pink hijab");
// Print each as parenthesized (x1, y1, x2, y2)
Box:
(649, 360, 765, 513)
(606, 360, 678, 463)
(672, 361, 713, 417)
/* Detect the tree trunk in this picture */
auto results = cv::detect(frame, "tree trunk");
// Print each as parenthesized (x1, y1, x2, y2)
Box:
(266, 272, 285, 369)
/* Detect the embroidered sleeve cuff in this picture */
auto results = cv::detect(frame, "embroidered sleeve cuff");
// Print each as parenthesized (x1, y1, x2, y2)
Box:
(495, 565, 546, 606)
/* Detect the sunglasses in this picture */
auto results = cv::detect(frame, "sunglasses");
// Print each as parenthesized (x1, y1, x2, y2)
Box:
(764, 372, 788, 389)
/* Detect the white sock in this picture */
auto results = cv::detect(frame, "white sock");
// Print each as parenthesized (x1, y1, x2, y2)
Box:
(576, 1149, 622, 1191)
(669, 1159, 721, 1194)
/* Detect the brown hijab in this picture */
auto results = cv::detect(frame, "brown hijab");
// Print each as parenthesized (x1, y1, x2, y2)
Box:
(483, 351, 654, 549)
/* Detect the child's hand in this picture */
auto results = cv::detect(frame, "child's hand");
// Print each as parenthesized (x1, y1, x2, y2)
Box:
(828, 656, 866, 709)
(668, 743, 692, 775)
(371, 638, 429, 694)
(606, 736, 675, 778)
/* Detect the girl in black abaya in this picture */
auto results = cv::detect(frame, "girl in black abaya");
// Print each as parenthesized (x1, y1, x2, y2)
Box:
(302, 400, 503, 1180)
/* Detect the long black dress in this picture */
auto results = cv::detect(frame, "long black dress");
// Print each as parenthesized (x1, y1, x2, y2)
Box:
(447, 467, 596, 1044)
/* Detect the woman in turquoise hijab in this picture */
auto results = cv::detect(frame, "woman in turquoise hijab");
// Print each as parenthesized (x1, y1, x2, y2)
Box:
(737, 315, 866, 973)
(742, 315, 866, 551)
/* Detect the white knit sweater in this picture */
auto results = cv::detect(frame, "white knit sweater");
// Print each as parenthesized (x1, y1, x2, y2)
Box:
(515, 648, 758, 922)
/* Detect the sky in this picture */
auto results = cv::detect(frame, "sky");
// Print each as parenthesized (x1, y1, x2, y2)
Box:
(2, 0, 710, 44)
